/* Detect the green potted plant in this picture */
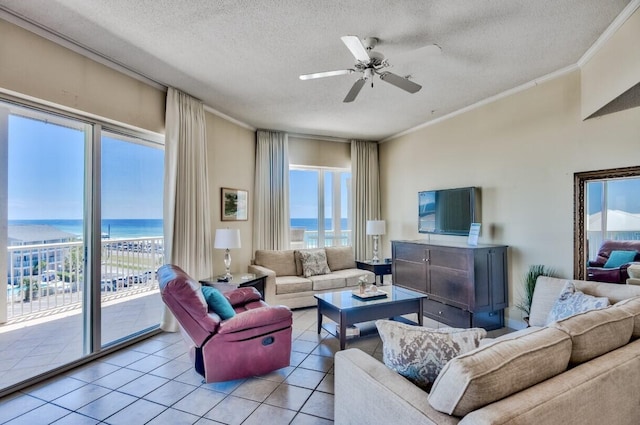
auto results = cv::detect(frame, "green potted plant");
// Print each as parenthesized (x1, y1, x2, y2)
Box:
(515, 264, 555, 325)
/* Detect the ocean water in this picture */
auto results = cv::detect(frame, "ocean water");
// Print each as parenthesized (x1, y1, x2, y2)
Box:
(9, 217, 342, 239)
(9, 219, 163, 238)
(290, 218, 348, 231)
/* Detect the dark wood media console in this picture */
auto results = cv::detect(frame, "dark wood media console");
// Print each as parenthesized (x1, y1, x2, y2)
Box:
(391, 240, 508, 330)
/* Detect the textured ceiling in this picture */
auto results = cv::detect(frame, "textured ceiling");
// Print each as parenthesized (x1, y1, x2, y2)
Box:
(0, 0, 632, 140)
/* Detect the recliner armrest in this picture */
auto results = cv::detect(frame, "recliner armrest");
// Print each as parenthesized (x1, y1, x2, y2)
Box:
(225, 287, 262, 306)
(218, 305, 292, 334)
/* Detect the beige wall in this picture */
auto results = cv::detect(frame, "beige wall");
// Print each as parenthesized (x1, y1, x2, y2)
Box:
(0, 17, 259, 278)
(0, 19, 165, 133)
(581, 8, 640, 118)
(206, 112, 256, 275)
(289, 136, 350, 168)
(380, 69, 640, 327)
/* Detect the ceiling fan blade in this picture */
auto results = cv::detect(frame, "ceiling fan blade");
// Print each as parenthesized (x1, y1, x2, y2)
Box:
(299, 69, 354, 80)
(341, 35, 370, 62)
(415, 44, 442, 56)
(343, 78, 367, 103)
(379, 72, 422, 93)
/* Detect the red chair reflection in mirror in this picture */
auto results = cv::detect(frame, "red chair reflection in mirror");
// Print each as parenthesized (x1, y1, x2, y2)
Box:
(587, 240, 640, 284)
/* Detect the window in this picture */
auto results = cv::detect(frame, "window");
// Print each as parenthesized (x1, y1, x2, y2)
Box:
(586, 177, 640, 259)
(289, 167, 351, 248)
(0, 98, 163, 393)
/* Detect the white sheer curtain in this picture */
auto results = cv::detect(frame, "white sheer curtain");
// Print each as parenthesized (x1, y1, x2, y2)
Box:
(253, 130, 290, 251)
(351, 140, 381, 260)
(161, 88, 213, 331)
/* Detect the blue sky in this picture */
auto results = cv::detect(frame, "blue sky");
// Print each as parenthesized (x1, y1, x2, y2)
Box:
(8, 115, 163, 220)
(587, 178, 640, 214)
(289, 169, 350, 219)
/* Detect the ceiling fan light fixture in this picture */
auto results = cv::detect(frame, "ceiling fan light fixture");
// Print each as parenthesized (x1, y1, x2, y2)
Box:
(302, 34, 429, 102)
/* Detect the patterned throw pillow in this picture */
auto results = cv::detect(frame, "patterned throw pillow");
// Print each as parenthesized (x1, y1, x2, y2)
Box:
(545, 281, 609, 325)
(299, 249, 331, 278)
(376, 320, 486, 391)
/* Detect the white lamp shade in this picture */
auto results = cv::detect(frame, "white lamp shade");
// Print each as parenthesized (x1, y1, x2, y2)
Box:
(214, 228, 241, 249)
(366, 220, 386, 235)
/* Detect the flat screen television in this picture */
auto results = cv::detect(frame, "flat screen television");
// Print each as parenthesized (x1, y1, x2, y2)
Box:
(418, 187, 479, 235)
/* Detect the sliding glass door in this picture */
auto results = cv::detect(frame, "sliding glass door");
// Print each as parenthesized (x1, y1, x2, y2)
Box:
(100, 132, 164, 346)
(1, 102, 89, 390)
(0, 98, 163, 394)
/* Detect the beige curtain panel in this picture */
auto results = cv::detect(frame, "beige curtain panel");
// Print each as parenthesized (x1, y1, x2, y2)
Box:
(351, 140, 381, 260)
(253, 130, 290, 251)
(161, 88, 213, 331)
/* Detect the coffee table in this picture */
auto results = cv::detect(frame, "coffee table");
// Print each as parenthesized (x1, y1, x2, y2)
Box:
(315, 286, 427, 350)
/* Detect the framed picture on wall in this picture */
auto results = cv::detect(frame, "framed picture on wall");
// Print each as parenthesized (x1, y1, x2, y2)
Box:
(221, 187, 248, 221)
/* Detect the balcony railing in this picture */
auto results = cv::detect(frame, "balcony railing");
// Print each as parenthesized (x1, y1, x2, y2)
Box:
(294, 229, 352, 249)
(6, 237, 164, 322)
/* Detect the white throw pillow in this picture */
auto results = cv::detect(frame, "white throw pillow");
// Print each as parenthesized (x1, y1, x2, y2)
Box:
(546, 281, 609, 325)
(376, 320, 486, 391)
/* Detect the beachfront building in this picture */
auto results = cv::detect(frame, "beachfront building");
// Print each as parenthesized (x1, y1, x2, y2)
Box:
(7, 224, 77, 285)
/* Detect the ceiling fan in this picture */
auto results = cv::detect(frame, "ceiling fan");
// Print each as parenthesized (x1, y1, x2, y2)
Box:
(299, 35, 438, 103)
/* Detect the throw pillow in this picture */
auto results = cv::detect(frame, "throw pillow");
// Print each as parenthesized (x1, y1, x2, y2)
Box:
(545, 281, 609, 325)
(603, 250, 638, 268)
(376, 320, 486, 391)
(201, 286, 236, 320)
(299, 249, 331, 278)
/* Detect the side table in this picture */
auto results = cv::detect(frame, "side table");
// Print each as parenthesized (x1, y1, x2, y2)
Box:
(356, 259, 392, 285)
(200, 273, 266, 299)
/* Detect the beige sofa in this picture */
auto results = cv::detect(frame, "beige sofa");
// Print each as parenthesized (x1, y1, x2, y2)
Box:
(248, 246, 375, 309)
(335, 276, 640, 425)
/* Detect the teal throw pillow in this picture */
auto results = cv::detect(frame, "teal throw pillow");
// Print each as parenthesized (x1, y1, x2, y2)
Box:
(603, 250, 637, 268)
(201, 286, 236, 320)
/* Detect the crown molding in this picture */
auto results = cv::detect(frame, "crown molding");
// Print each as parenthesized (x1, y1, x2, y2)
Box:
(578, 0, 640, 67)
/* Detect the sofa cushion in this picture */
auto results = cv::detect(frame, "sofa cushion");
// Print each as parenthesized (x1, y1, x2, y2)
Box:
(603, 250, 638, 268)
(309, 274, 346, 291)
(615, 296, 640, 338)
(274, 276, 312, 295)
(529, 277, 567, 327)
(331, 268, 374, 287)
(201, 286, 236, 320)
(376, 320, 486, 391)
(254, 250, 297, 277)
(529, 277, 640, 327)
(325, 246, 356, 271)
(628, 264, 640, 279)
(299, 249, 331, 277)
(428, 327, 571, 417)
(546, 281, 609, 325)
(549, 306, 633, 364)
(293, 249, 306, 276)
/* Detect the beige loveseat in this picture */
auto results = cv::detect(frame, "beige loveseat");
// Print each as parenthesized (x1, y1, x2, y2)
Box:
(248, 246, 375, 309)
(335, 276, 640, 424)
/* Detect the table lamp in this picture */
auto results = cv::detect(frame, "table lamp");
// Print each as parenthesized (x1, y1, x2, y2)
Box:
(366, 220, 386, 262)
(214, 228, 241, 279)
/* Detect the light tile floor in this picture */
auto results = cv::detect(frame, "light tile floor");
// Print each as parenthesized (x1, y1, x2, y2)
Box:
(0, 307, 386, 424)
(0, 291, 163, 390)
(0, 304, 512, 424)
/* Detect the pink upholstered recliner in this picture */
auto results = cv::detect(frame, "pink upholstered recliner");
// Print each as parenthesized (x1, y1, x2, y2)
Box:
(158, 264, 292, 383)
(587, 240, 640, 284)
